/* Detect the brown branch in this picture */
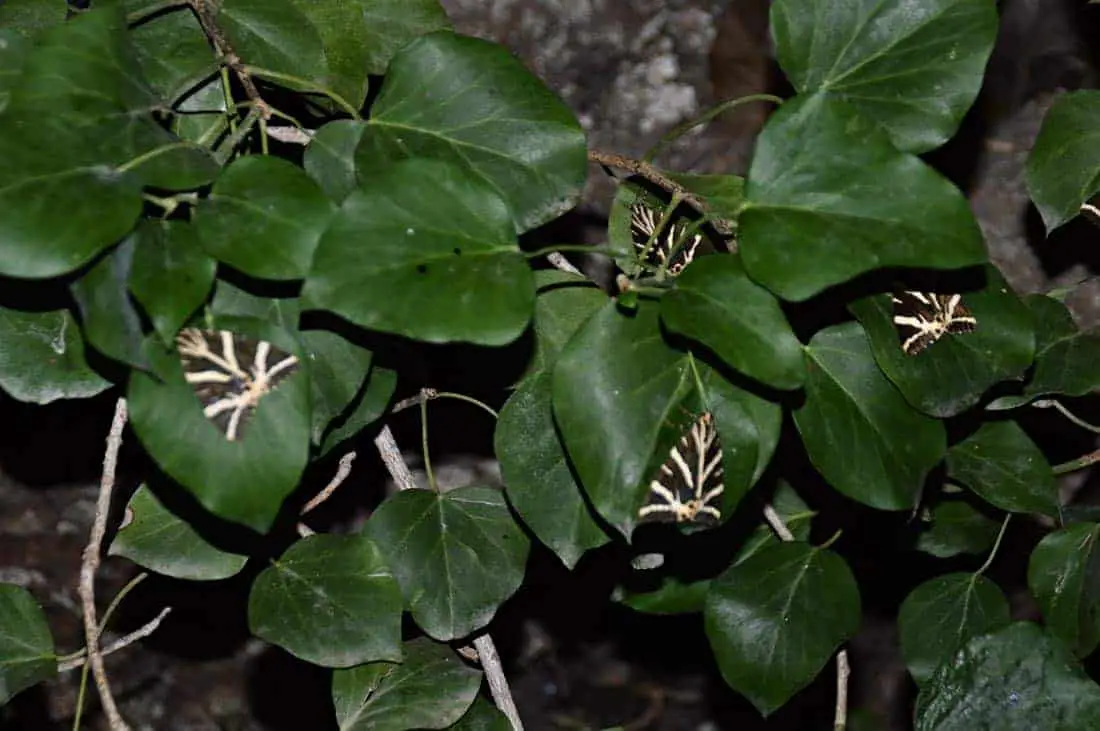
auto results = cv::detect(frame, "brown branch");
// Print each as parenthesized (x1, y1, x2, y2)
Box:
(1053, 448, 1100, 475)
(372, 425, 524, 730)
(78, 398, 130, 731)
(59, 607, 173, 673)
(587, 149, 734, 237)
(188, 0, 270, 119)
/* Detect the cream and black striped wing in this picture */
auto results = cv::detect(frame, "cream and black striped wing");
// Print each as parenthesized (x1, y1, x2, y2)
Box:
(891, 291, 977, 356)
(628, 202, 705, 277)
(637, 412, 724, 526)
(175, 328, 299, 441)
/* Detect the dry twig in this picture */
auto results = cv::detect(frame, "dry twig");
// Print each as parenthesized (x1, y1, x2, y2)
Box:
(78, 398, 131, 731)
(60, 607, 173, 673)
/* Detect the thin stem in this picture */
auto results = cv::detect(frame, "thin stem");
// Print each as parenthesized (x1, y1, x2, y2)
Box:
(1050, 400, 1100, 434)
(189, 0, 269, 119)
(76, 398, 130, 731)
(1053, 448, 1100, 475)
(974, 514, 1011, 577)
(546, 252, 584, 277)
(420, 393, 437, 492)
(644, 93, 784, 163)
(524, 244, 609, 260)
(301, 452, 358, 515)
(59, 607, 172, 673)
(432, 391, 500, 420)
(833, 650, 850, 731)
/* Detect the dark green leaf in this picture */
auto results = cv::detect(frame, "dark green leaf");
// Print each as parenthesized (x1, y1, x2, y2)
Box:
(705, 541, 860, 716)
(249, 533, 402, 667)
(209, 282, 301, 329)
(946, 421, 1059, 517)
(319, 364, 397, 457)
(916, 500, 1001, 559)
(0, 30, 29, 113)
(127, 318, 311, 532)
(898, 573, 1010, 686)
(666, 172, 745, 227)
(772, 0, 997, 153)
(356, 31, 587, 233)
(303, 158, 534, 346)
(0, 0, 65, 39)
(1025, 90, 1100, 232)
(366, 486, 530, 641)
(733, 482, 815, 566)
(552, 301, 693, 538)
(71, 238, 149, 371)
(447, 696, 511, 730)
(128, 5, 217, 104)
(496, 370, 610, 569)
(795, 322, 946, 510)
(304, 120, 369, 202)
(285, 0, 451, 108)
(0, 583, 56, 706)
(1028, 523, 1100, 658)
(915, 622, 1100, 730)
(617, 575, 711, 616)
(661, 254, 805, 390)
(197, 156, 336, 281)
(332, 637, 481, 731)
(0, 308, 111, 404)
(108, 485, 248, 581)
(526, 270, 607, 380)
(299, 330, 373, 444)
(217, 0, 327, 89)
(739, 94, 986, 301)
(849, 267, 1035, 417)
(128, 220, 217, 342)
(1021, 295, 1100, 402)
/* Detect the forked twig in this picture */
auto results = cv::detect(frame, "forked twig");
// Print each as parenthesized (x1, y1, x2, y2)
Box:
(59, 607, 173, 673)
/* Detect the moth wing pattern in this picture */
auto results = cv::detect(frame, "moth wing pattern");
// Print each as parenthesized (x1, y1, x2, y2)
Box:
(891, 290, 977, 356)
(637, 411, 724, 527)
(628, 200, 705, 277)
(175, 327, 300, 441)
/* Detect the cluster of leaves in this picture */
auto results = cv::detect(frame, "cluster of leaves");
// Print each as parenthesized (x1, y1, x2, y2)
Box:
(4, 0, 1100, 728)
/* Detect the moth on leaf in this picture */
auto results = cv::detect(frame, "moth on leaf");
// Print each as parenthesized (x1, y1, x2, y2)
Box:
(628, 201, 705, 277)
(891, 291, 977, 356)
(638, 412, 724, 527)
(175, 328, 300, 441)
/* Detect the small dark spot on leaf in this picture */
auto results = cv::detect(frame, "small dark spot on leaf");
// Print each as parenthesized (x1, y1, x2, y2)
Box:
(453, 248, 461, 256)
(416, 264, 428, 274)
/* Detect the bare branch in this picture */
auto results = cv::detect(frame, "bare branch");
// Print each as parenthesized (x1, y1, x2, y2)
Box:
(302, 452, 358, 515)
(188, 0, 270, 119)
(266, 126, 314, 145)
(59, 607, 173, 673)
(78, 398, 131, 731)
(372, 425, 524, 730)
(546, 251, 584, 277)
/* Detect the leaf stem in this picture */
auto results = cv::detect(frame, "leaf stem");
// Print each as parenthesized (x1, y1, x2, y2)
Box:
(433, 391, 500, 420)
(420, 391, 437, 492)
(1050, 400, 1100, 434)
(644, 92, 784, 163)
(974, 514, 1011, 577)
(1052, 448, 1100, 475)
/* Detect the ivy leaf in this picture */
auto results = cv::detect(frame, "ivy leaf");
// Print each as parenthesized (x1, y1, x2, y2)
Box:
(355, 31, 588, 233)
(0, 308, 111, 404)
(525, 270, 607, 381)
(733, 482, 815, 566)
(617, 576, 712, 616)
(304, 120, 369, 202)
(552, 301, 693, 538)
(849, 266, 1035, 418)
(0, 30, 29, 112)
(332, 637, 481, 731)
(366, 486, 530, 641)
(108, 485, 248, 581)
(303, 158, 534, 346)
(127, 4, 217, 104)
(915, 622, 1100, 729)
(209, 282, 301, 329)
(661, 254, 805, 390)
(666, 172, 745, 226)
(946, 421, 1059, 517)
(1019, 295, 1100, 402)
(196, 156, 336, 281)
(0, 583, 56, 706)
(1028, 523, 1100, 658)
(71, 238, 149, 371)
(447, 696, 511, 730)
(739, 93, 986, 301)
(898, 573, 1010, 686)
(916, 500, 1001, 559)
(1025, 90, 1100, 232)
(298, 329, 373, 444)
(217, 0, 327, 89)
(285, 0, 451, 109)
(248, 534, 402, 668)
(704, 541, 861, 716)
(127, 318, 311, 532)
(496, 370, 610, 569)
(0, 0, 65, 39)
(319, 364, 397, 457)
(127, 220, 217, 343)
(772, 0, 997, 153)
(795, 322, 946, 511)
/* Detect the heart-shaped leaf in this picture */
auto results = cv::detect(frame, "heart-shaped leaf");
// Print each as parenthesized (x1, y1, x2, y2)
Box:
(1028, 522, 1100, 658)
(0, 308, 111, 404)
(661, 254, 805, 390)
(127, 220, 217, 343)
(946, 420, 1059, 517)
(496, 370, 610, 569)
(71, 237, 149, 371)
(366, 486, 530, 641)
(524, 270, 607, 381)
(304, 120, 369, 202)
(298, 329, 373, 444)
(915, 622, 1100, 729)
(1026, 90, 1100, 232)
(705, 540, 861, 716)
(898, 573, 1010, 686)
(217, 0, 327, 89)
(0, 583, 56, 706)
(249, 533, 402, 667)
(795, 322, 946, 510)
(355, 31, 587, 233)
(332, 637, 481, 731)
(303, 158, 535, 346)
(1019, 295, 1100, 402)
(772, 0, 997, 153)
(916, 500, 1001, 559)
(108, 485, 249, 581)
(739, 93, 986, 301)
(448, 696, 511, 730)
